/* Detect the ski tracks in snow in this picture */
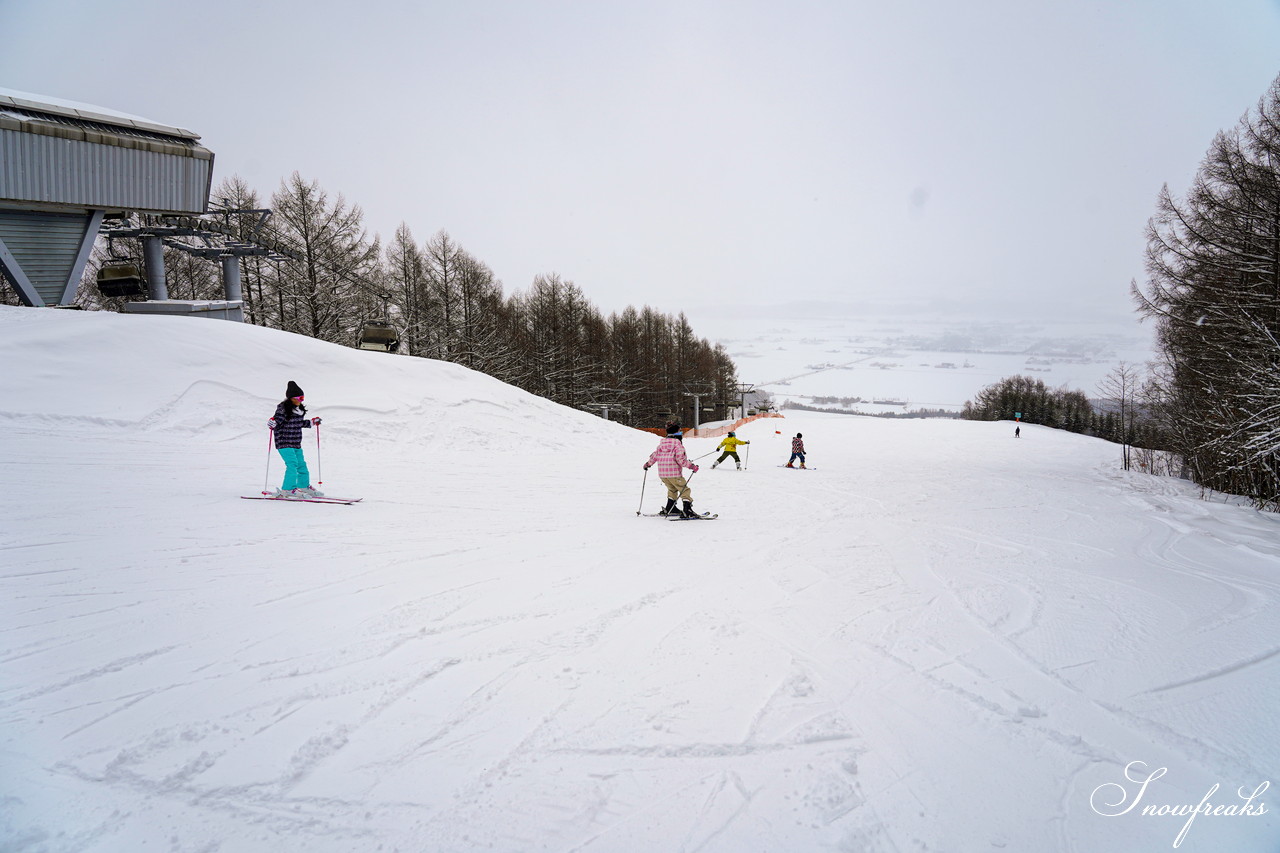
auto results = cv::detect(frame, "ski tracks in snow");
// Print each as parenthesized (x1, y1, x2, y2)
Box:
(732, 424, 1280, 849)
(5, 411, 1280, 851)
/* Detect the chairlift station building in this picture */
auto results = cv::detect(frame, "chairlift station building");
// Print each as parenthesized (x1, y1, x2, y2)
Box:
(0, 89, 214, 308)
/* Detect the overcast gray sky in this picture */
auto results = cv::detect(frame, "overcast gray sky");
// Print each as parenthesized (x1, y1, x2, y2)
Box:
(3, 0, 1279, 320)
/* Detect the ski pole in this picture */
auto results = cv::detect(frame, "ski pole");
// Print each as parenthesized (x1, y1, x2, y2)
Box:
(315, 422, 323, 487)
(264, 425, 274, 493)
(744, 443, 750, 470)
(636, 467, 649, 516)
(680, 469, 699, 511)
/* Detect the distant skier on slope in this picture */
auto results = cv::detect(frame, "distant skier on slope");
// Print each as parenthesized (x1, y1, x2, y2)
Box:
(643, 422, 702, 518)
(711, 431, 750, 469)
(785, 432, 807, 468)
(268, 380, 323, 498)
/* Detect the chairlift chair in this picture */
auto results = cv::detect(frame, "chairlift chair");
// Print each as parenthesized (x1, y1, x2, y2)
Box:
(358, 319, 400, 352)
(96, 260, 146, 299)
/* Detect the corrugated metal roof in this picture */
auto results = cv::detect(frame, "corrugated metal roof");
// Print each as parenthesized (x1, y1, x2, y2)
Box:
(0, 128, 213, 213)
(0, 91, 213, 214)
(0, 89, 200, 140)
(0, 105, 203, 147)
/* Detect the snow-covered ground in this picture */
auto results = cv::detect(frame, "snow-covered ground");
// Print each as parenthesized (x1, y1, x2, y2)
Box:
(1, 305, 1275, 853)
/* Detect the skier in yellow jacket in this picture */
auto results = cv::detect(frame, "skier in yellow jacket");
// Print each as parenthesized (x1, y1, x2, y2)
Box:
(711, 431, 750, 469)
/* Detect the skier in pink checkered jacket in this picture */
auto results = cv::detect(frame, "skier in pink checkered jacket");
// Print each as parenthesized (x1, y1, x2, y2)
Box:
(643, 422, 702, 518)
(785, 433, 807, 468)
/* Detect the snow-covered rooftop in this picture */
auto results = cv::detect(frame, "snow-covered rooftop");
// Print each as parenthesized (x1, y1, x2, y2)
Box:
(0, 86, 200, 140)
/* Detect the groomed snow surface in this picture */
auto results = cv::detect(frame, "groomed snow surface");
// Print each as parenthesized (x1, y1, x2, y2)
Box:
(1, 305, 1276, 853)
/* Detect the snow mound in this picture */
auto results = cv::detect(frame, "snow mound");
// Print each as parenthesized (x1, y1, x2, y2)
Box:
(0, 305, 632, 452)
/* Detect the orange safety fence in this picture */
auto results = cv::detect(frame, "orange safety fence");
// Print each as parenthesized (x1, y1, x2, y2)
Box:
(635, 412, 784, 438)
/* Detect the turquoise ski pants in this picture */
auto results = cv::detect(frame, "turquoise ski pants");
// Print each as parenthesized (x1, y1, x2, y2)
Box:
(278, 447, 311, 490)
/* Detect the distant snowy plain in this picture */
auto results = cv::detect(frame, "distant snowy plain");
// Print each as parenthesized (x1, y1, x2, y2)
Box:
(689, 306, 1156, 414)
(1, 305, 1276, 852)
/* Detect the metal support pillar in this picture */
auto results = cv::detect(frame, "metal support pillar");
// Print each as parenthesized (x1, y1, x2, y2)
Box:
(683, 390, 710, 429)
(0, 236, 40, 306)
(736, 382, 755, 421)
(59, 210, 105, 305)
(220, 254, 243, 302)
(142, 235, 168, 300)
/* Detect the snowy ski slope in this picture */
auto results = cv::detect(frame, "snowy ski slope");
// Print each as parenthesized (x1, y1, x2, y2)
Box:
(1, 305, 1276, 852)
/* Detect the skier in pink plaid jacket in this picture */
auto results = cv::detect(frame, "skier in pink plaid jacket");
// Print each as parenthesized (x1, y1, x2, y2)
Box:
(643, 423, 701, 518)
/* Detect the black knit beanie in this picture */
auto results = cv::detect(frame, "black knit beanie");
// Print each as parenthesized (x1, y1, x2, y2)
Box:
(286, 380, 304, 399)
(666, 422, 682, 435)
